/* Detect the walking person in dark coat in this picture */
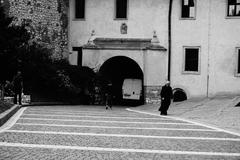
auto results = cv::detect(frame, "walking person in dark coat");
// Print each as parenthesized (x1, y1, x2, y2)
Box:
(12, 71, 23, 105)
(105, 83, 113, 110)
(159, 81, 173, 115)
(105, 92, 112, 110)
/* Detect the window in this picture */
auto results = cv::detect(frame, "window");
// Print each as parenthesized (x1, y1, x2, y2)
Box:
(73, 47, 82, 66)
(75, 0, 85, 19)
(181, 0, 196, 19)
(236, 48, 240, 76)
(228, 0, 240, 17)
(116, 0, 127, 19)
(183, 47, 200, 73)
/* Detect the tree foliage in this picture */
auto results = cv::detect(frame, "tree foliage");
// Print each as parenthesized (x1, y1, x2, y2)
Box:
(0, 5, 30, 82)
(0, 5, 96, 104)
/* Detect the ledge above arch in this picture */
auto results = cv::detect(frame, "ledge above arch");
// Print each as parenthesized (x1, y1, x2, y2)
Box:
(82, 37, 167, 51)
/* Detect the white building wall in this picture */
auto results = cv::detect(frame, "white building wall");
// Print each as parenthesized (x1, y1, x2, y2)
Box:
(69, 0, 240, 99)
(208, 0, 240, 96)
(144, 50, 167, 86)
(171, 0, 240, 98)
(171, 0, 210, 98)
(69, 0, 170, 95)
(82, 49, 144, 72)
(69, 0, 169, 48)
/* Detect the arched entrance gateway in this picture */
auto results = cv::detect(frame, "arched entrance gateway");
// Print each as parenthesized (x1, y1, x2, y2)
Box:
(82, 36, 168, 105)
(99, 56, 144, 106)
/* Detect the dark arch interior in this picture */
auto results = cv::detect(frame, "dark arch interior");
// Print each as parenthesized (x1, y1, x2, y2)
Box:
(173, 89, 187, 102)
(235, 102, 240, 107)
(99, 56, 144, 106)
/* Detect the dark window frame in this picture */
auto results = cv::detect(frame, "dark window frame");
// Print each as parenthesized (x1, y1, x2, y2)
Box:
(183, 46, 201, 74)
(75, 0, 85, 19)
(115, 0, 128, 20)
(72, 47, 83, 66)
(227, 0, 240, 17)
(236, 48, 240, 76)
(181, 0, 196, 19)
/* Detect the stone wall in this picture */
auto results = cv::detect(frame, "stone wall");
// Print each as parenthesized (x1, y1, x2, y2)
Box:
(144, 86, 162, 104)
(3, 0, 69, 60)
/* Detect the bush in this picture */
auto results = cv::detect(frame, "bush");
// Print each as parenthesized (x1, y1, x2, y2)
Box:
(0, 6, 97, 104)
(21, 43, 96, 104)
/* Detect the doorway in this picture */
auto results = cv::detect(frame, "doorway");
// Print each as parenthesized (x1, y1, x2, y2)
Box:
(99, 56, 144, 106)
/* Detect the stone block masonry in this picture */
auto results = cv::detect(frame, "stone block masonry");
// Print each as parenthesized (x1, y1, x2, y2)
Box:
(4, 0, 69, 60)
(144, 86, 162, 104)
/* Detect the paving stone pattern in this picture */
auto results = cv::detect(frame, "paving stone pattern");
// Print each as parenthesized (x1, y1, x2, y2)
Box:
(1, 147, 239, 160)
(0, 105, 240, 160)
(16, 119, 209, 129)
(11, 125, 239, 138)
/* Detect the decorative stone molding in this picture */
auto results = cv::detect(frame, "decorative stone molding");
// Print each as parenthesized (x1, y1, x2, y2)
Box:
(146, 31, 167, 51)
(82, 30, 99, 49)
(120, 23, 127, 34)
(87, 30, 96, 45)
(151, 30, 160, 44)
(83, 37, 167, 51)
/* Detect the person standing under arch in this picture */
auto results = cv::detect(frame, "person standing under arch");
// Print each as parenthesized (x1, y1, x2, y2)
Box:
(105, 83, 113, 110)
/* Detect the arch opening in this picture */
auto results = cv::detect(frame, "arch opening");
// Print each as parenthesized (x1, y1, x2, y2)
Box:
(99, 56, 144, 106)
(173, 88, 187, 102)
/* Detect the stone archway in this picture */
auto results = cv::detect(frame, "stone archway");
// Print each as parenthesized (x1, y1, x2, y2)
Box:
(99, 56, 144, 106)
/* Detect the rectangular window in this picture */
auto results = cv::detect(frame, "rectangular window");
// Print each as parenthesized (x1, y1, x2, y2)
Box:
(181, 0, 195, 18)
(228, 0, 240, 16)
(75, 0, 85, 19)
(237, 48, 240, 74)
(73, 47, 82, 66)
(183, 47, 200, 73)
(116, 0, 127, 19)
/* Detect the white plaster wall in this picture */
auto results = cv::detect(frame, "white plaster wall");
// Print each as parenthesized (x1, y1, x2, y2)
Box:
(69, 0, 169, 48)
(82, 49, 167, 87)
(144, 50, 167, 86)
(70, 0, 170, 88)
(208, 0, 240, 96)
(82, 49, 144, 72)
(171, 0, 240, 98)
(69, 0, 240, 98)
(171, 0, 210, 98)
(69, 51, 78, 65)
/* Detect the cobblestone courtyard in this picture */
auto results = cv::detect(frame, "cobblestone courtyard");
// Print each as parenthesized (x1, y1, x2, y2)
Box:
(0, 105, 239, 160)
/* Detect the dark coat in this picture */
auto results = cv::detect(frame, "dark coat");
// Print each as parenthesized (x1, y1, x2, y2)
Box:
(160, 85, 173, 100)
(159, 85, 173, 112)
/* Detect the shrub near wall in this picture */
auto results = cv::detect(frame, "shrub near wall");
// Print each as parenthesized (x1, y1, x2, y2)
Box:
(22, 44, 96, 104)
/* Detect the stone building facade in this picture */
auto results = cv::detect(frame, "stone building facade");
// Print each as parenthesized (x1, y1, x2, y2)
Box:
(69, 0, 240, 104)
(2, 0, 240, 104)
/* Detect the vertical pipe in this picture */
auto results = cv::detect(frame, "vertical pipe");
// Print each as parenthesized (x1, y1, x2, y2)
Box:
(168, 0, 173, 81)
(206, 0, 211, 97)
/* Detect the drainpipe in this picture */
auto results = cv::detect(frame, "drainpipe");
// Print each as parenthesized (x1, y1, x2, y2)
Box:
(206, 0, 211, 97)
(168, 0, 173, 81)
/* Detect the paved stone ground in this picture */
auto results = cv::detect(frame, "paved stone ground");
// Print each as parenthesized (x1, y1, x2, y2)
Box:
(0, 105, 240, 160)
(134, 96, 240, 134)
